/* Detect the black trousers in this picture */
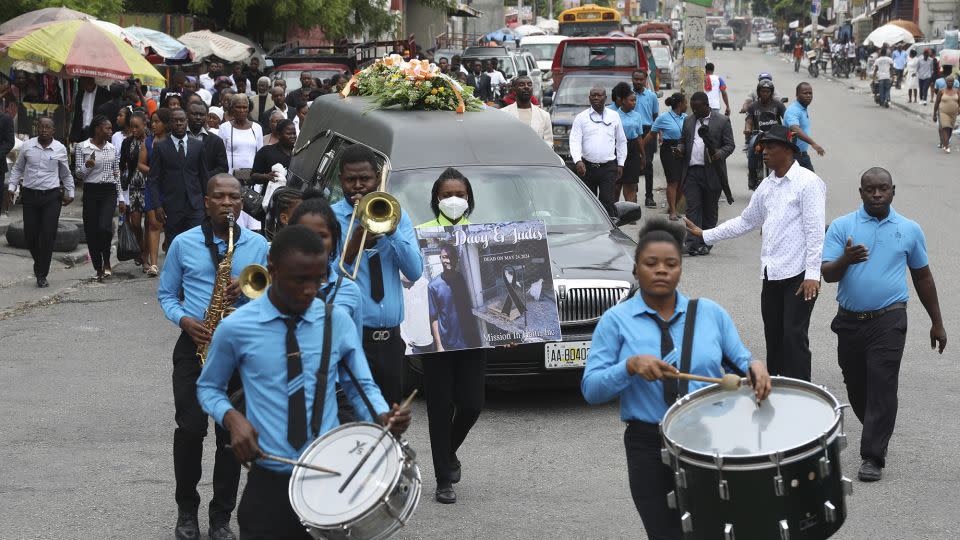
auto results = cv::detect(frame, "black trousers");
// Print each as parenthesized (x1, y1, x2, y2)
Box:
(642, 126, 657, 198)
(237, 466, 312, 540)
(625, 422, 682, 540)
(164, 210, 204, 244)
(20, 187, 62, 278)
(362, 327, 406, 406)
(422, 348, 486, 486)
(682, 166, 720, 250)
(832, 308, 907, 467)
(761, 271, 815, 381)
(581, 160, 618, 218)
(172, 332, 241, 524)
(796, 152, 815, 172)
(81, 183, 117, 273)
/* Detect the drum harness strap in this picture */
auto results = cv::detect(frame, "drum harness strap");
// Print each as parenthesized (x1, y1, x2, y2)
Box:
(309, 302, 336, 438)
(678, 299, 747, 401)
(321, 289, 381, 422)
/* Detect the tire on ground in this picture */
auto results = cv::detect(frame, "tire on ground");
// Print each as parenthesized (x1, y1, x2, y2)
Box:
(5, 220, 82, 252)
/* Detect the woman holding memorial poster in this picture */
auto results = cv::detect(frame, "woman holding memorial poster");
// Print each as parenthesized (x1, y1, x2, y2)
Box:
(416, 168, 485, 506)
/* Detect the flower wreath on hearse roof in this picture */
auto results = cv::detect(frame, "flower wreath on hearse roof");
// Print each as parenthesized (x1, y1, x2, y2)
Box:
(340, 54, 484, 113)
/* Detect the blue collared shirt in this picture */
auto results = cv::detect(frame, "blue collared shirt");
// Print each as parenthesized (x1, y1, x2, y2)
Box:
(332, 198, 424, 328)
(158, 225, 270, 325)
(581, 292, 752, 424)
(823, 205, 928, 312)
(197, 294, 390, 473)
(651, 110, 686, 141)
(617, 107, 644, 139)
(428, 275, 468, 349)
(892, 49, 908, 70)
(633, 88, 660, 126)
(322, 262, 363, 337)
(784, 101, 811, 152)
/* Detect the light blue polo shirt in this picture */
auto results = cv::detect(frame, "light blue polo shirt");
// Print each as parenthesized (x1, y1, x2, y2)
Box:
(784, 101, 811, 153)
(633, 88, 660, 127)
(651, 110, 686, 141)
(823, 205, 928, 312)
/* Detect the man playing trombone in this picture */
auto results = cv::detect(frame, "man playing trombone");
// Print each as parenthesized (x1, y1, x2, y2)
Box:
(331, 145, 423, 404)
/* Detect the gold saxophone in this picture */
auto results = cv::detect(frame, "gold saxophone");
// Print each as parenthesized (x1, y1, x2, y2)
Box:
(196, 213, 272, 366)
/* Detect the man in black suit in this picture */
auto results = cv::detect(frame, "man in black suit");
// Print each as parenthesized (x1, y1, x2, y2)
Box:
(186, 101, 228, 177)
(95, 82, 127, 132)
(676, 91, 735, 256)
(147, 108, 209, 243)
(69, 77, 110, 142)
(466, 61, 492, 102)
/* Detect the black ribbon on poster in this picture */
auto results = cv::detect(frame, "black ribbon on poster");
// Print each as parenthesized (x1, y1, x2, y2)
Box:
(499, 265, 527, 316)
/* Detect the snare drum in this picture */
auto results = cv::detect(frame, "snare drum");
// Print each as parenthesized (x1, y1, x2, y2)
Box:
(660, 377, 852, 540)
(289, 422, 422, 540)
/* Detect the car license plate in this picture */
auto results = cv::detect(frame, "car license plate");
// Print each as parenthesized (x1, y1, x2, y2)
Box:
(545, 341, 591, 369)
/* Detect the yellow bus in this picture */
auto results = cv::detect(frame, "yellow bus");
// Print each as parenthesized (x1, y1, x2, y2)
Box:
(558, 4, 622, 37)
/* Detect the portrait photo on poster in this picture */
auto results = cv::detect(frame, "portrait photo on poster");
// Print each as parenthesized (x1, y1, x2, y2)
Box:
(400, 220, 562, 354)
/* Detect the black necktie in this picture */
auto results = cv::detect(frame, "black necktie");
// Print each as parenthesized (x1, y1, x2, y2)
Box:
(285, 317, 307, 449)
(368, 252, 384, 302)
(177, 139, 185, 159)
(646, 313, 680, 404)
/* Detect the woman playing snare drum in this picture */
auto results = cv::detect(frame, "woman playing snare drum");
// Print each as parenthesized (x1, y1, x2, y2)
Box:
(581, 218, 771, 539)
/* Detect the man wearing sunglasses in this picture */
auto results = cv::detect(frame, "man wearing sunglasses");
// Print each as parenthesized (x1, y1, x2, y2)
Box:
(569, 86, 627, 218)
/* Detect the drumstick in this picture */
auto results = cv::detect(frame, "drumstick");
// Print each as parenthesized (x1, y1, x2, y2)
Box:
(338, 389, 418, 494)
(664, 371, 742, 391)
(225, 446, 341, 475)
(259, 452, 341, 475)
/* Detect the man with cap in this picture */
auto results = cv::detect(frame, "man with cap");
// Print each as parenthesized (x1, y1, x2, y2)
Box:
(821, 167, 945, 482)
(685, 125, 826, 381)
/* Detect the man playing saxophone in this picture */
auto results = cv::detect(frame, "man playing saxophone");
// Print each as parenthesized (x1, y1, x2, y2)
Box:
(158, 173, 269, 540)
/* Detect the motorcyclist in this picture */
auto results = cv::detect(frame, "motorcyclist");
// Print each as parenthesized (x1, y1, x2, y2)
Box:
(744, 79, 786, 190)
(740, 72, 781, 112)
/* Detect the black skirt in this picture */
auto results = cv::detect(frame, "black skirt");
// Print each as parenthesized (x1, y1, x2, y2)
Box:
(620, 138, 642, 185)
(659, 140, 683, 183)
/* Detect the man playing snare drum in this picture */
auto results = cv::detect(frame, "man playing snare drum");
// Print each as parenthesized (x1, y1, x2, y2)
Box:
(821, 168, 946, 482)
(197, 225, 411, 539)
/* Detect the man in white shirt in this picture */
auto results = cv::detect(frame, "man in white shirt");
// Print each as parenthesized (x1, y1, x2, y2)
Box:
(500, 76, 553, 146)
(569, 86, 627, 218)
(484, 60, 507, 89)
(873, 51, 895, 108)
(199, 61, 224, 92)
(685, 125, 826, 381)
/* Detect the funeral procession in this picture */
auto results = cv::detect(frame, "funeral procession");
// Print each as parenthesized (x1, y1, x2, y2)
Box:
(2, 0, 960, 539)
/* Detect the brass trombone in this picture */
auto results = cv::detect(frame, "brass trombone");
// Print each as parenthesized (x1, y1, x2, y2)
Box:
(338, 191, 401, 280)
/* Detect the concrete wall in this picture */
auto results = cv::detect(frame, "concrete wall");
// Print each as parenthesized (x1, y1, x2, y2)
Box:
(403, 0, 451, 50)
(919, 0, 959, 38)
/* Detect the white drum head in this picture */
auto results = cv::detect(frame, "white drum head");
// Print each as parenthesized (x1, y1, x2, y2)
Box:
(662, 378, 839, 458)
(289, 422, 403, 527)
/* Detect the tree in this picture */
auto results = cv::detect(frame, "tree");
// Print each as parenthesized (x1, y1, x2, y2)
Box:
(0, 0, 125, 26)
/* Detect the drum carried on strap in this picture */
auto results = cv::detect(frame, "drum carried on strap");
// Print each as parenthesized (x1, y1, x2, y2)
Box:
(660, 377, 853, 540)
(289, 422, 422, 540)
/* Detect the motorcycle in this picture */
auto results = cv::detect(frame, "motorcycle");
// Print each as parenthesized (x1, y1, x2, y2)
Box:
(807, 50, 820, 78)
(746, 131, 771, 190)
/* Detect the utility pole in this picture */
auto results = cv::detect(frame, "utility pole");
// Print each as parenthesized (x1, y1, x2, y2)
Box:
(681, 2, 707, 98)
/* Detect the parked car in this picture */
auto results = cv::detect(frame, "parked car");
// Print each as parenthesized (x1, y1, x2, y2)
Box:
(544, 72, 634, 164)
(711, 27, 744, 51)
(288, 95, 637, 385)
(650, 45, 675, 89)
(520, 35, 568, 94)
(551, 37, 651, 91)
(272, 62, 350, 91)
(757, 30, 778, 47)
(461, 45, 543, 101)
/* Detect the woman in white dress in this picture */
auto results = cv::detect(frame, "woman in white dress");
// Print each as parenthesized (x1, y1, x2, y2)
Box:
(219, 94, 264, 230)
(905, 49, 920, 103)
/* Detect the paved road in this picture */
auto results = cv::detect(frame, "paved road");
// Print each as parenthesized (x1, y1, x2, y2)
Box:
(1, 45, 958, 540)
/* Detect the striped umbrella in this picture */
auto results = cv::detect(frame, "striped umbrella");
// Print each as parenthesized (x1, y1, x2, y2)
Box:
(0, 20, 165, 86)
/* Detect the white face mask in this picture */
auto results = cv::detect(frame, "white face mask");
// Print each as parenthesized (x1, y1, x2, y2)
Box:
(438, 196, 469, 220)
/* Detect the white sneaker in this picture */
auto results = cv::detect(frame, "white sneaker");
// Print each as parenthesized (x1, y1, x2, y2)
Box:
(947, 148, 952, 154)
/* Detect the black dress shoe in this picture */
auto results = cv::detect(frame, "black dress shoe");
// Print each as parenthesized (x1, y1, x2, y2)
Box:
(449, 455, 462, 484)
(697, 246, 711, 256)
(36, 277, 49, 288)
(686, 247, 700, 257)
(209, 523, 237, 540)
(858, 459, 883, 482)
(644, 196, 657, 208)
(174, 512, 200, 540)
(435, 485, 457, 504)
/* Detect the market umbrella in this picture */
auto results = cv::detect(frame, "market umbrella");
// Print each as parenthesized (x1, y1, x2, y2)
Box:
(0, 20, 165, 86)
(0, 7, 89, 34)
(863, 24, 915, 47)
(802, 24, 826, 34)
(178, 30, 254, 62)
(888, 19, 924, 39)
(123, 26, 191, 61)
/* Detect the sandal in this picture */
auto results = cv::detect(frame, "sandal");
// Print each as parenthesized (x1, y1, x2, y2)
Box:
(146, 265, 159, 277)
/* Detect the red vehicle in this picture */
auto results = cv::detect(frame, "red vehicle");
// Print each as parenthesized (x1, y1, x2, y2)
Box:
(272, 62, 351, 91)
(551, 37, 650, 90)
(635, 32, 672, 50)
(635, 22, 676, 40)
